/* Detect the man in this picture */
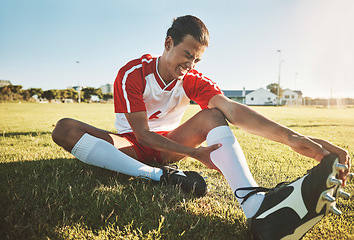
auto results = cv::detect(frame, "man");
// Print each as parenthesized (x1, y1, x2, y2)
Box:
(52, 15, 352, 239)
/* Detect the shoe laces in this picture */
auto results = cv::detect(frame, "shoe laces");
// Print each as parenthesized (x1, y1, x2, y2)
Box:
(166, 164, 179, 173)
(162, 164, 180, 177)
(235, 182, 288, 205)
(169, 164, 179, 170)
(236, 159, 331, 205)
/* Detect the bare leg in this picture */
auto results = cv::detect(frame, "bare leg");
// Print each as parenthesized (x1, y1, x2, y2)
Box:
(52, 118, 162, 180)
(52, 118, 137, 159)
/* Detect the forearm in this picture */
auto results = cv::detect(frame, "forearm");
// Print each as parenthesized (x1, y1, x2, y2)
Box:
(124, 111, 199, 159)
(227, 102, 298, 145)
(135, 129, 196, 158)
(209, 95, 298, 145)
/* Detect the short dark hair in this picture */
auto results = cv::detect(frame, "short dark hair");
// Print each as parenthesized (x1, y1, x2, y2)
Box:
(166, 15, 209, 47)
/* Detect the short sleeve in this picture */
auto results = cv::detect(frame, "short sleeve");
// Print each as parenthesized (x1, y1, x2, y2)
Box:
(183, 69, 223, 109)
(114, 59, 146, 113)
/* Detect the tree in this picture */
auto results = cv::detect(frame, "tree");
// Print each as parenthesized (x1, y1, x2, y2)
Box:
(267, 83, 283, 97)
(0, 85, 23, 101)
(21, 90, 31, 101)
(82, 87, 103, 102)
(42, 90, 57, 101)
(63, 88, 78, 100)
(0, 86, 12, 101)
(82, 87, 95, 102)
(10, 85, 23, 94)
(56, 89, 77, 100)
(95, 88, 103, 100)
(102, 93, 113, 101)
(28, 88, 43, 98)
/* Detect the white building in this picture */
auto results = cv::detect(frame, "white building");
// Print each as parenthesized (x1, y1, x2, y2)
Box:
(245, 88, 277, 105)
(0, 80, 12, 87)
(223, 88, 277, 106)
(100, 83, 113, 94)
(281, 89, 303, 105)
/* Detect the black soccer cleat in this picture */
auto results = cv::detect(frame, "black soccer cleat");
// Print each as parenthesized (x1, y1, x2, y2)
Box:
(237, 153, 351, 240)
(160, 165, 207, 197)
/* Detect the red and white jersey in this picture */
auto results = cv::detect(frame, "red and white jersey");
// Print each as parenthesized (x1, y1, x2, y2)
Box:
(114, 54, 222, 134)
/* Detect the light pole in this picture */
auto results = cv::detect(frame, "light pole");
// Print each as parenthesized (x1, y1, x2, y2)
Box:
(76, 61, 81, 103)
(294, 72, 298, 90)
(277, 50, 282, 106)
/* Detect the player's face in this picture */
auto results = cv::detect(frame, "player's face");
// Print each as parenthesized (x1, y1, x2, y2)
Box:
(162, 34, 207, 81)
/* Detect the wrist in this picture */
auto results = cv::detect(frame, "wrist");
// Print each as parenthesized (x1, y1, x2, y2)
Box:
(286, 130, 304, 147)
(185, 146, 198, 159)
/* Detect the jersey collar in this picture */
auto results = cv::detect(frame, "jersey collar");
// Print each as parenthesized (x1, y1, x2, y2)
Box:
(155, 57, 177, 91)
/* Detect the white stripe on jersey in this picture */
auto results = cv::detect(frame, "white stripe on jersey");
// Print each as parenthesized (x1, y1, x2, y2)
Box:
(187, 71, 220, 91)
(122, 58, 153, 113)
(142, 58, 153, 64)
(122, 64, 142, 113)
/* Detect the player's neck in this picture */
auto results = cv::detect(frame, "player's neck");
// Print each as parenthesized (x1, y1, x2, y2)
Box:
(157, 57, 176, 85)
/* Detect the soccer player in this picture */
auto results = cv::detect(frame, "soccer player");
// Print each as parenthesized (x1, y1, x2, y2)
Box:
(52, 15, 352, 239)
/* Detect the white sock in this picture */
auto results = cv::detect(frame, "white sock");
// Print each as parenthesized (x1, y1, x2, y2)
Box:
(206, 126, 265, 219)
(71, 133, 163, 181)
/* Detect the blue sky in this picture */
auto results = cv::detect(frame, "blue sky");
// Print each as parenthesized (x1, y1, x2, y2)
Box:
(1, 0, 353, 98)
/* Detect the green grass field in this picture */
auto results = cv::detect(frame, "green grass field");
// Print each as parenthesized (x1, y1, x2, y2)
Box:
(0, 103, 353, 239)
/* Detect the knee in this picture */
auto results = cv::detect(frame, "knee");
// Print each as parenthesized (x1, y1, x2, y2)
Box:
(52, 118, 76, 144)
(197, 108, 228, 132)
(203, 108, 227, 125)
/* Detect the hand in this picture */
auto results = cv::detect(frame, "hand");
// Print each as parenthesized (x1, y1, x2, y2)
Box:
(192, 144, 222, 171)
(289, 134, 351, 186)
(310, 137, 351, 186)
(289, 134, 330, 161)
